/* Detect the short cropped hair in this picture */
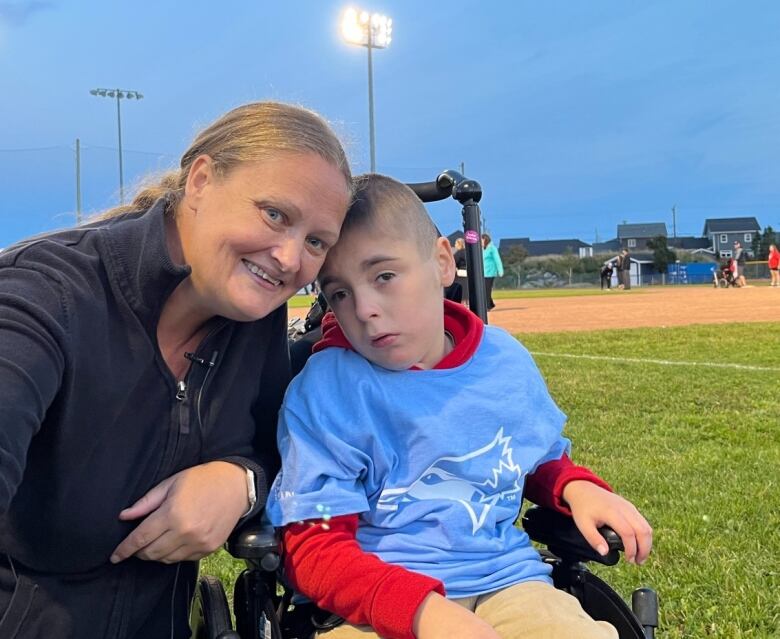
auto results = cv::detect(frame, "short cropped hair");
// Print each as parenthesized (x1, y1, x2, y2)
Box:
(339, 173, 439, 257)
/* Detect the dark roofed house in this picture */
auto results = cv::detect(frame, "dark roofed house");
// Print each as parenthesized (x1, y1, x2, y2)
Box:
(446, 230, 464, 246)
(592, 238, 621, 254)
(617, 222, 668, 249)
(702, 217, 760, 258)
(499, 238, 592, 258)
(498, 237, 530, 252)
(667, 236, 712, 252)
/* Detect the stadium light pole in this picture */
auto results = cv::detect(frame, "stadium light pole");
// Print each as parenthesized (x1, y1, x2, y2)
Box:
(89, 88, 144, 203)
(341, 8, 392, 172)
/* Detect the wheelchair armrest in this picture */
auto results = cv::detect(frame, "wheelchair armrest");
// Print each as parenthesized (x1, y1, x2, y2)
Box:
(521, 506, 623, 566)
(226, 516, 281, 571)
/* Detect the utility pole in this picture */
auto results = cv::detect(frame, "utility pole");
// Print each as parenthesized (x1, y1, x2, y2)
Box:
(460, 161, 465, 175)
(672, 205, 677, 238)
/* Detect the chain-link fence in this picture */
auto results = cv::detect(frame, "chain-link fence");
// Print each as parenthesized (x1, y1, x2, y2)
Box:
(495, 261, 774, 289)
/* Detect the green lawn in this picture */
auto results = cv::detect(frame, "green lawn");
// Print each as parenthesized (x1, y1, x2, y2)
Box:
(202, 322, 780, 637)
(288, 294, 318, 309)
(520, 322, 780, 638)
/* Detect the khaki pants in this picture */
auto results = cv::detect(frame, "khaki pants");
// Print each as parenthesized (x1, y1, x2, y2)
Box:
(317, 580, 617, 639)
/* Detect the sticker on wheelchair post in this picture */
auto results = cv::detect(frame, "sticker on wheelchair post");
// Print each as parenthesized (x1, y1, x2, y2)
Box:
(465, 230, 480, 244)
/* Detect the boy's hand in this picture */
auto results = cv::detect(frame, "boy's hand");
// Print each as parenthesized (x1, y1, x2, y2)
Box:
(562, 480, 652, 565)
(414, 592, 500, 639)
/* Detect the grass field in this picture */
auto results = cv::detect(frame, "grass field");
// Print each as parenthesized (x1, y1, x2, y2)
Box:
(521, 322, 780, 638)
(202, 321, 780, 637)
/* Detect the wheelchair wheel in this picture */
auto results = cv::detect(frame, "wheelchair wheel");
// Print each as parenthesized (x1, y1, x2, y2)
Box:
(190, 575, 238, 639)
(718, 277, 729, 288)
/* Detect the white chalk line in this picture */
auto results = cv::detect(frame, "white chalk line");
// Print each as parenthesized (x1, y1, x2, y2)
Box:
(530, 351, 780, 373)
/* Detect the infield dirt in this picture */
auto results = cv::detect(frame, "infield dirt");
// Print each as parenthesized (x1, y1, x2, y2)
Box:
(290, 286, 780, 334)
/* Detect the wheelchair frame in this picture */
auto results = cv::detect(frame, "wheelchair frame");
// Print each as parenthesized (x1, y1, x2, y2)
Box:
(191, 170, 659, 639)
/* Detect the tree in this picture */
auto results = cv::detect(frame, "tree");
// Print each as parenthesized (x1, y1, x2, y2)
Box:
(500, 246, 528, 288)
(757, 226, 776, 260)
(558, 249, 579, 285)
(646, 235, 677, 274)
(751, 231, 761, 257)
(502, 245, 528, 267)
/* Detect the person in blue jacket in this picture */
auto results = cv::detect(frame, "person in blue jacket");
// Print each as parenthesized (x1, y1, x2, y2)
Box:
(0, 101, 352, 638)
(482, 233, 504, 310)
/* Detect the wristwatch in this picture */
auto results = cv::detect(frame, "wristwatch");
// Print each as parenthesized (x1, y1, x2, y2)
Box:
(243, 467, 257, 517)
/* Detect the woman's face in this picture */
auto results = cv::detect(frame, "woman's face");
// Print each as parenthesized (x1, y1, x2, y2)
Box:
(177, 152, 350, 322)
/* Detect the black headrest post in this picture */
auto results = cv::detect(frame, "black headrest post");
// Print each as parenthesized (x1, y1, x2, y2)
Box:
(408, 171, 488, 323)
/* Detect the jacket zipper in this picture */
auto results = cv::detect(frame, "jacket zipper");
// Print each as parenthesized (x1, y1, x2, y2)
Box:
(164, 322, 227, 475)
(176, 381, 190, 435)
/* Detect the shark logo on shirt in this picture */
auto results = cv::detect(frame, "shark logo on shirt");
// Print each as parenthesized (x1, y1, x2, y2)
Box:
(376, 428, 523, 534)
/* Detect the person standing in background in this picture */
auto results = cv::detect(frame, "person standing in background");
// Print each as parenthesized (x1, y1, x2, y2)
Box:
(768, 243, 780, 287)
(733, 241, 748, 287)
(616, 248, 631, 290)
(482, 233, 503, 310)
(452, 237, 469, 305)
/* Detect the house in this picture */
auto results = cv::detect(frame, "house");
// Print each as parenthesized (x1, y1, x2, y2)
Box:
(499, 237, 593, 258)
(617, 222, 668, 250)
(667, 236, 712, 251)
(592, 239, 621, 254)
(702, 217, 761, 258)
(446, 230, 464, 245)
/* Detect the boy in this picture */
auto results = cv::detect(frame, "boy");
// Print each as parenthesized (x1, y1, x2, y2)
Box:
(267, 175, 652, 639)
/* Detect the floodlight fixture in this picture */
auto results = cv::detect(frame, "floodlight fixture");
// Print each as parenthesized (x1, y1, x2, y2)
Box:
(341, 7, 392, 48)
(89, 87, 145, 203)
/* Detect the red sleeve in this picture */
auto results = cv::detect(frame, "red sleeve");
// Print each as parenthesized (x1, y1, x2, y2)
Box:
(524, 454, 612, 516)
(283, 514, 445, 639)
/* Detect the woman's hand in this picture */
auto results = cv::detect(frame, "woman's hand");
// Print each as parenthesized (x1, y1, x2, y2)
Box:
(413, 592, 500, 639)
(562, 480, 653, 565)
(110, 461, 249, 564)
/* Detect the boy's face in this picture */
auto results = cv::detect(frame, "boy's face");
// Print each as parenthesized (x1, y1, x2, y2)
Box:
(319, 227, 455, 370)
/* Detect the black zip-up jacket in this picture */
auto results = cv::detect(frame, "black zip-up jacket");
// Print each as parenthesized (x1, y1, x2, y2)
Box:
(0, 200, 289, 637)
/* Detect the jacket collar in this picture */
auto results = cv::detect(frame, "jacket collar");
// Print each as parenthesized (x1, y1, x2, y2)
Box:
(100, 198, 192, 331)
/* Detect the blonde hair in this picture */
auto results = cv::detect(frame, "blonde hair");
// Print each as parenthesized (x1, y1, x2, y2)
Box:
(99, 101, 352, 219)
(338, 173, 438, 257)
(454, 238, 465, 250)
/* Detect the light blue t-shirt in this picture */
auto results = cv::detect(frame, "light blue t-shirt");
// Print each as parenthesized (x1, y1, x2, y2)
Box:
(267, 326, 570, 598)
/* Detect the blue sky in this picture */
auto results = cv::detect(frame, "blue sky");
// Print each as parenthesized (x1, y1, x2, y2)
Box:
(1, 1, 779, 248)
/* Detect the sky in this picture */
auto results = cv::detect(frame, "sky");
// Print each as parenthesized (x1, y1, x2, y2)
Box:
(1, 0, 779, 248)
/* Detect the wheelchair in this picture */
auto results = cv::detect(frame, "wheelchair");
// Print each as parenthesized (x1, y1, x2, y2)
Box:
(191, 170, 659, 639)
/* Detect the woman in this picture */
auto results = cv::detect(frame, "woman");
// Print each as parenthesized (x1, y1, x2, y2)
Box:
(768, 243, 779, 287)
(0, 102, 352, 638)
(481, 233, 503, 310)
(452, 237, 469, 305)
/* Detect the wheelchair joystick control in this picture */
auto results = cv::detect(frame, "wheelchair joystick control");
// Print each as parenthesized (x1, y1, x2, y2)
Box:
(632, 587, 659, 638)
